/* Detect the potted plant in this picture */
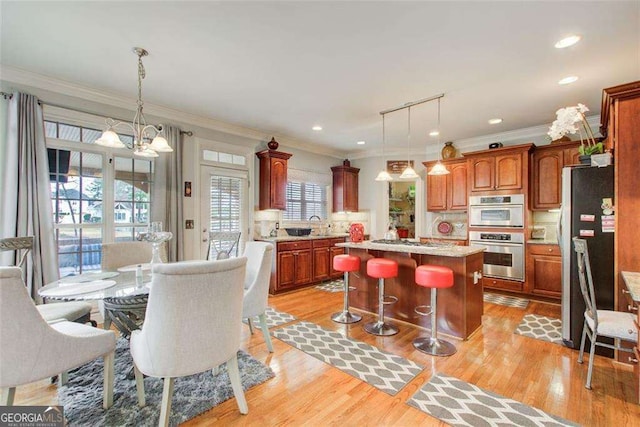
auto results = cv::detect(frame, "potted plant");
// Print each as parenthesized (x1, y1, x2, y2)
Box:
(548, 103, 603, 163)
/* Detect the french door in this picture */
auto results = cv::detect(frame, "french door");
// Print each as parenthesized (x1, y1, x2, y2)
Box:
(199, 166, 249, 259)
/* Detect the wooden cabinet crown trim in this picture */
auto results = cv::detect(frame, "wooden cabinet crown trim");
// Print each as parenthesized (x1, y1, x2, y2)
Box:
(256, 149, 293, 160)
(600, 80, 640, 136)
(462, 142, 534, 158)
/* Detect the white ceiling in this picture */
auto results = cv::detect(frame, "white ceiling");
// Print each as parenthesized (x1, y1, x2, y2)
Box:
(1, 1, 638, 157)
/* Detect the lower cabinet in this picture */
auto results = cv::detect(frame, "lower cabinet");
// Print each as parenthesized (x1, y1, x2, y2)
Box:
(526, 244, 561, 299)
(483, 277, 523, 293)
(270, 237, 346, 294)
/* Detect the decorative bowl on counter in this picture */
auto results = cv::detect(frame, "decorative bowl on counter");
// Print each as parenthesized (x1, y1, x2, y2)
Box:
(284, 228, 312, 236)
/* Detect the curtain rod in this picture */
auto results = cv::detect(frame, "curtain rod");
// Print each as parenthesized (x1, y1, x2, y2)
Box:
(379, 93, 445, 115)
(0, 91, 193, 136)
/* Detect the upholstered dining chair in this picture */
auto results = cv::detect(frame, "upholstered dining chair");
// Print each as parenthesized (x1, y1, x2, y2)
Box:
(573, 237, 638, 389)
(0, 236, 94, 326)
(207, 231, 241, 260)
(0, 267, 116, 407)
(129, 257, 249, 427)
(242, 241, 274, 353)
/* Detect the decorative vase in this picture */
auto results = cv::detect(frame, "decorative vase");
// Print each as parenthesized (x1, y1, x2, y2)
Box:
(267, 137, 279, 150)
(349, 223, 364, 243)
(579, 154, 591, 165)
(441, 141, 456, 159)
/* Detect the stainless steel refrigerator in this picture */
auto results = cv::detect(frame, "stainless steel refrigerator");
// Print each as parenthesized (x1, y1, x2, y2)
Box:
(560, 165, 615, 356)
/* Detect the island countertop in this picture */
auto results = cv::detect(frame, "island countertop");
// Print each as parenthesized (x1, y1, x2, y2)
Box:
(336, 240, 485, 257)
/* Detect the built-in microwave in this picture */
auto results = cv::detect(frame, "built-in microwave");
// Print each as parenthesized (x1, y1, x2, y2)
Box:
(468, 194, 525, 228)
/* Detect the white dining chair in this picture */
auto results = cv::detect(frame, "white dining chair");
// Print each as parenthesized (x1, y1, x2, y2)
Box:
(242, 241, 274, 352)
(129, 258, 249, 427)
(0, 266, 116, 407)
(573, 237, 638, 389)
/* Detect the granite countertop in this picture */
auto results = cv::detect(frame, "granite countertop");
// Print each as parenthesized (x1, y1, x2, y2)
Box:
(337, 240, 485, 258)
(621, 271, 640, 302)
(420, 235, 468, 241)
(527, 239, 559, 245)
(256, 233, 349, 243)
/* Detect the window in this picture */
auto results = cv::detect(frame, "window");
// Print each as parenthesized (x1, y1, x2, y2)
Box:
(283, 181, 327, 221)
(45, 119, 154, 277)
(208, 175, 242, 233)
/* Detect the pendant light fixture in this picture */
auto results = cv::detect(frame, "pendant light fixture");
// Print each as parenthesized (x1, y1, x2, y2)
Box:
(428, 97, 450, 176)
(399, 106, 419, 179)
(375, 114, 393, 181)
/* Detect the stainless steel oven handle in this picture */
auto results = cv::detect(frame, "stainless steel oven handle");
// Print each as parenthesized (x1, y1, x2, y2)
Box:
(469, 241, 523, 248)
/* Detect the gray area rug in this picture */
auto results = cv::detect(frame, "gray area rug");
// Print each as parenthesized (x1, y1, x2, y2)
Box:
(314, 279, 344, 293)
(272, 320, 423, 395)
(408, 373, 578, 427)
(484, 292, 529, 309)
(243, 307, 297, 330)
(514, 314, 563, 345)
(58, 338, 274, 426)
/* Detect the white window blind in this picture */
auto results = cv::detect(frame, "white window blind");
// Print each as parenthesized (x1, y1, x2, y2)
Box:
(284, 181, 327, 220)
(209, 175, 242, 232)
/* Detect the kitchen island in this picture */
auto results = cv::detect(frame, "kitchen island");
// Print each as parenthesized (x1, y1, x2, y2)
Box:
(337, 240, 485, 340)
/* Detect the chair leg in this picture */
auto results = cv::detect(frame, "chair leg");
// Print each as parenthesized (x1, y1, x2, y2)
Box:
(578, 320, 588, 364)
(133, 365, 146, 407)
(247, 317, 254, 334)
(212, 365, 220, 376)
(59, 371, 68, 386)
(259, 313, 274, 353)
(103, 351, 114, 409)
(227, 354, 249, 414)
(586, 332, 598, 390)
(159, 377, 175, 427)
(1, 387, 16, 406)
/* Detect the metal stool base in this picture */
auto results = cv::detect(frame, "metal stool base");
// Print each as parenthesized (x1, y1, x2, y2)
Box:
(364, 321, 398, 336)
(413, 337, 457, 356)
(331, 311, 362, 324)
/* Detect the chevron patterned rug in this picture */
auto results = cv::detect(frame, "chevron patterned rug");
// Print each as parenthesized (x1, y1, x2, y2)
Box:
(272, 321, 423, 395)
(314, 279, 344, 293)
(408, 373, 577, 427)
(514, 314, 563, 345)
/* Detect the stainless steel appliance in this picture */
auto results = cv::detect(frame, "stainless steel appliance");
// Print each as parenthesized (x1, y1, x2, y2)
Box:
(560, 165, 614, 354)
(469, 231, 525, 281)
(469, 194, 525, 228)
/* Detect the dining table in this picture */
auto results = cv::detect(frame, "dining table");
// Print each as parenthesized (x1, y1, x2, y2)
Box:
(39, 267, 152, 337)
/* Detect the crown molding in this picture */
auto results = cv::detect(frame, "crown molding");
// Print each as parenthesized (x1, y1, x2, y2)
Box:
(0, 65, 346, 159)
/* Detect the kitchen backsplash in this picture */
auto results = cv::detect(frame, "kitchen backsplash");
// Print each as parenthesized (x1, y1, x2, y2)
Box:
(253, 210, 370, 238)
(531, 211, 560, 242)
(423, 211, 468, 239)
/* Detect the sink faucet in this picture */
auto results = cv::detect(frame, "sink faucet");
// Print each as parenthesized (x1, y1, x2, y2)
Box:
(308, 215, 324, 235)
(309, 215, 321, 222)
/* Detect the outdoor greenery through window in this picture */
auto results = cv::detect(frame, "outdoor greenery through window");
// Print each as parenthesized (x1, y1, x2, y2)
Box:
(45, 120, 153, 277)
(283, 181, 327, 221)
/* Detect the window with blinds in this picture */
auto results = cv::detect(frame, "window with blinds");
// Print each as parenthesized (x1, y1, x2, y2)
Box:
(209, 175, 242, 232)
(283, 182, 327, 220)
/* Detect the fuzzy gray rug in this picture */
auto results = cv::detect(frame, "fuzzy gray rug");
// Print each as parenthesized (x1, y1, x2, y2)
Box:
(58, 339, 274, 426)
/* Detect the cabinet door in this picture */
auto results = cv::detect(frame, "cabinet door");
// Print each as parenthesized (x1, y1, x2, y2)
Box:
(330, 246, 345, 278)
(448, 162, 468, 210)
(343, 171, 359, 212)
(470, 157, 495, 192)
(295, 249, 313, 285)
(313, 246, 330, 281)
(426, 173, 447, 211)
(530, 255, 562, 298)
(532, 149, 563, 209)
(494, 153, 522, 190)
(564, 146, 581, 166)
(270, 158, 288, 210)
(278, 251, 296, 289)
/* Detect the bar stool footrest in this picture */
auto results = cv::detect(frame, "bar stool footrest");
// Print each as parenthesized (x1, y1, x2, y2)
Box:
(381, 295, 398, 305)
(414, 305, 433, 317)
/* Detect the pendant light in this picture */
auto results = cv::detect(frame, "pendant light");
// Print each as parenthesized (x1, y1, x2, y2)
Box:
(375, 114, 393, 181)
(399, 106, 419, 179)
(428, 97, 450, 176)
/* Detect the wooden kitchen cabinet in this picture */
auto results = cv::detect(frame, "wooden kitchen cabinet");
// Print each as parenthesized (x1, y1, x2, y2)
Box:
(531, 141, 580, 210)
(464, 143, 534, 194)
(312, 239, 331, 281)
(423, 159, 467, 211)
(329, 238, 346, 278)
(256, 149, 292, 210)
(526, 244, 561, 299)
(331, 165, 359, 212)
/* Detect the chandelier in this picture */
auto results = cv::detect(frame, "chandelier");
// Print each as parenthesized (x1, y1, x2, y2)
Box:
(95, 47, 173, 158)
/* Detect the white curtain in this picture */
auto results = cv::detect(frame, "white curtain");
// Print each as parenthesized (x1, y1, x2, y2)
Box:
(151, 125, 184, 262)
(0, 92, 58, 301)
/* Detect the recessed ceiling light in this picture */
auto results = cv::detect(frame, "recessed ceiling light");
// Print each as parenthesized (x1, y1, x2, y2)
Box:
(356, 140, 366, 145)
(429, 130, 440, 137)
(558, 76, 579, 85)
(488, 118, 503, 125)
(555, 35, 581, 49)
(312, 125, 323, 131)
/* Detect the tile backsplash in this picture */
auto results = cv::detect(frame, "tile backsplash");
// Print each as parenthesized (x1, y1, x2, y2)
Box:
(423, 211, 468, 239)
(531, 211, 560, 242)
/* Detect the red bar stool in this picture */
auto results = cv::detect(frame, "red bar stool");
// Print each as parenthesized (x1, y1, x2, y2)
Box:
(414, 265, 456, 356)
(364, 258, 399, 336)
(331, 254, 362, 324)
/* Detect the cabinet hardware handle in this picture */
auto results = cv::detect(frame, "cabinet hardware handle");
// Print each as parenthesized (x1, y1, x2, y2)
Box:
(628, 305, 638, 312)
(629, 356, 638, 364)
(622, 289, 630, 294)
(548, 248, 553, 252)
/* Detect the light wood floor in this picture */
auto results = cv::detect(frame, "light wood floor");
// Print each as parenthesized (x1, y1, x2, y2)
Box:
(14, 287, 640, 425)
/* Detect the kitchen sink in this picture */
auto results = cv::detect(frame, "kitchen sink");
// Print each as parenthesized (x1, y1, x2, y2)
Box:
(284, 228, 312, 236)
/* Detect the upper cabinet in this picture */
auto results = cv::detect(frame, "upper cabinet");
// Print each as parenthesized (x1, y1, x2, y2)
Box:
(331, 165, 359, 212)
(423, 159, 468, 211)
(256, 149, 292, 210)
(531, 141, 580, 210)
(464, 143, 534, 194)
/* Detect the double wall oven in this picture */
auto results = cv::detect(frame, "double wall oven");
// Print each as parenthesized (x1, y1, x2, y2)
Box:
(468, 194, 525, 282)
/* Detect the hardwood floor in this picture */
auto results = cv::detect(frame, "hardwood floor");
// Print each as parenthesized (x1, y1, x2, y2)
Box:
(14, 287, 640, 425)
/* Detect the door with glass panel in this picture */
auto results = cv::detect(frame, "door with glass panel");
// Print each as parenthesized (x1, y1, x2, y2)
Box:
(199, 166, 248, 260)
